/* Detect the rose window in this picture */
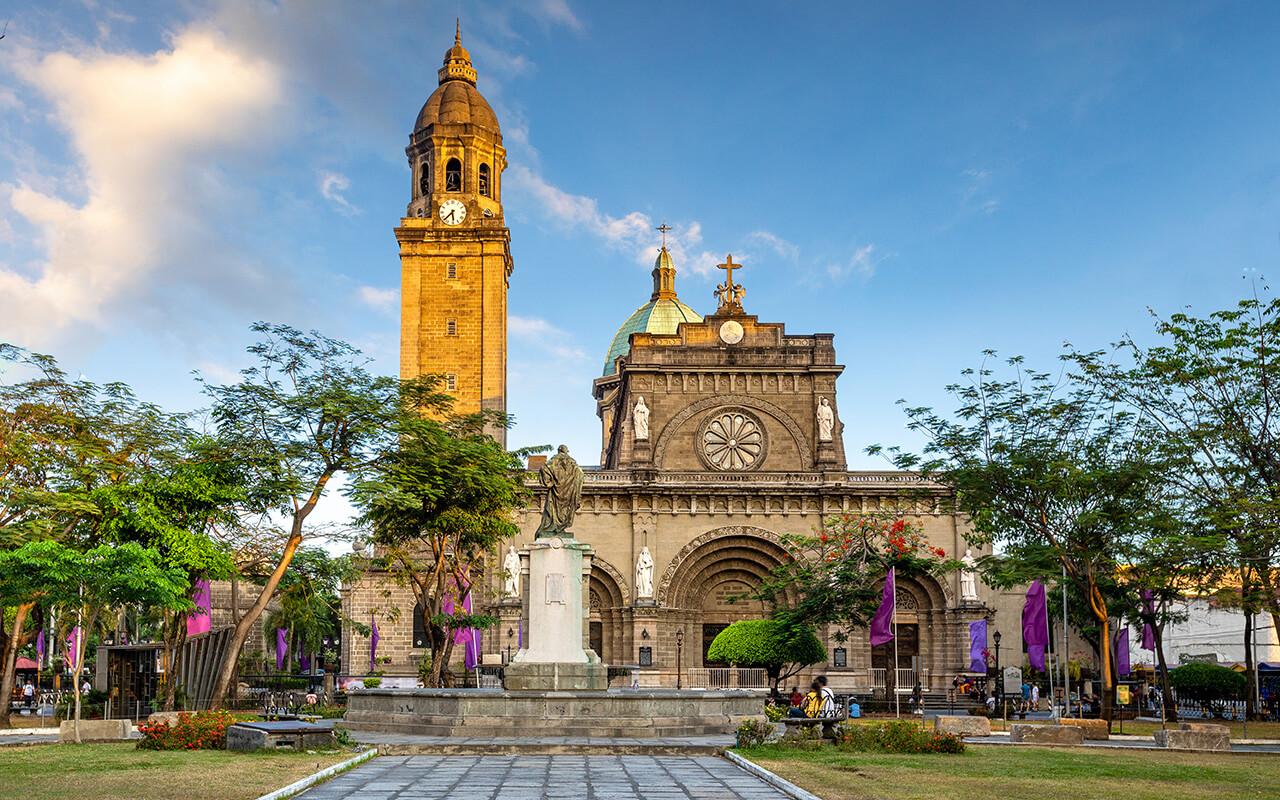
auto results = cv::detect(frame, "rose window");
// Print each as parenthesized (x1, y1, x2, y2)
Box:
(702, 412, 764, 470)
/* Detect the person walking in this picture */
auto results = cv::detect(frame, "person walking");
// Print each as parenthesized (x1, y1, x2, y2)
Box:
(22, 680, 35, 708)
(911, 682, 923, 714)
(1031, 684, 1040, 711)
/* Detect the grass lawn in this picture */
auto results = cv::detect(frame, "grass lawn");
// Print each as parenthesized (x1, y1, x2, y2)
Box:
(740, 743, 1280, 800)
(0, 742, 354, 800)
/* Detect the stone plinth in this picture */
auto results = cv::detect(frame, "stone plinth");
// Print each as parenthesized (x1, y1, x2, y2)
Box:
(1010, 724, 1083, 745)
(1154, 723, 1230, 751)
(58, 719, 132, 743)
(341, 688, 762, 738)
(504, 662, 607, 692)
(227, 721, 333, 751)
(1059, 718, 1109, 740)
(935, 715, 990, 737)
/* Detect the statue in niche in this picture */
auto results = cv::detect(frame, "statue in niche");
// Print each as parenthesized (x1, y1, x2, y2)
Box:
(636, 546, 654, 598)
(535, 445, 584, 539)
(960, 548, 979, 601)
(503, 545, 520, 597)
(816, 397, 835, 442)
(633, 396, 650, 440)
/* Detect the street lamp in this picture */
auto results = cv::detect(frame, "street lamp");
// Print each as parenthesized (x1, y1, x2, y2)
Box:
(993, 630, 1002, 699)
(505, 627, 514, 664)
(675, 629, 685, 690)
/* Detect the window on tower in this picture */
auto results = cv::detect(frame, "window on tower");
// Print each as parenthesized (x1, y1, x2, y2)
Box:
(446, 319, 457, 336)
(446, 262, 457, 279)
(446, 374, 457, 391)
(445, 158, 462, 192)
(478, 163, 490, 197)
(419, 158, 431, 196)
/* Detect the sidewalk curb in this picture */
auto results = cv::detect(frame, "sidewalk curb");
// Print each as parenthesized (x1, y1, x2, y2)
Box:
(252, 747, 378, 800)
(723, 750, 823, 800)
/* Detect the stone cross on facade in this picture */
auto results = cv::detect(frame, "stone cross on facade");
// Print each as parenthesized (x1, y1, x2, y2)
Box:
(715, 254, 744, 311)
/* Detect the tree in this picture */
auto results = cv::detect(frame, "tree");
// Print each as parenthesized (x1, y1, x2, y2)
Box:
(348, 378, 532, 687)
(706, 619, 825, 696)
(754, 512, 954, 698)
(261, 547, 354, 672)
(875, 354, 1170, 725)
(0, 541, 187, 742)
(202, 324, 403, 708)
(1075, 292, 1280, 721)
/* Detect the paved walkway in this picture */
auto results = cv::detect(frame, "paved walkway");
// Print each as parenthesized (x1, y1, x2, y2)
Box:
(294, 754, 792, 800)
(349, 731, 735, 755)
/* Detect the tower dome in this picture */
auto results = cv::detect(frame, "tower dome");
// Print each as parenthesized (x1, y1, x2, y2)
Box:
(413, 23, 500, 133)
(602, 247, 702, 375)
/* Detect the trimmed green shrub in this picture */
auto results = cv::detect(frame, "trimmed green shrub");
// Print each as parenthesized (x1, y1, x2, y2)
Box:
(1170, 663, 1246, 713)
(362, 677, 383, 688)
(707, 620, 826, 694)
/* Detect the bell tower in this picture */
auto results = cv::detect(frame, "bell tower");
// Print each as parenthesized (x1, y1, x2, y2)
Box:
(399, 23, 512, 444)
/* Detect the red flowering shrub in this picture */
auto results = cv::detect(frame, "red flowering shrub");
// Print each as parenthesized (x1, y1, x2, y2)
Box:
(136, 710, 239, 751)
(833, 720, 965, 754)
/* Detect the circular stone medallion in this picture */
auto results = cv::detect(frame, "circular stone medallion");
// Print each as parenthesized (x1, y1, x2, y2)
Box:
(549, 537, 564, 549)
(719, 320, 744, 344)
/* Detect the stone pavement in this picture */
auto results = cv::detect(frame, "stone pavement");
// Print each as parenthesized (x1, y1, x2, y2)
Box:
(349, 730, 736, 756)
(293, 754, 794, 800)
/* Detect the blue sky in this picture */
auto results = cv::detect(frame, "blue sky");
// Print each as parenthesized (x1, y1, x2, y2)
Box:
(2, 0, 1279, 489)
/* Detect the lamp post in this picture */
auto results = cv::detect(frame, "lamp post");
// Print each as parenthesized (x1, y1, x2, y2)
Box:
(505, 627, 514, 665)
(993, 629, 1004, 723)
(675, 629, 685, 690)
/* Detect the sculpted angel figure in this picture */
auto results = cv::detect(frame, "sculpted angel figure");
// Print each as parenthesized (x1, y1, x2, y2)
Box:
(503, 545, 520, 597)
(633, 396, 650, 440)
(636, 546, 655, 598)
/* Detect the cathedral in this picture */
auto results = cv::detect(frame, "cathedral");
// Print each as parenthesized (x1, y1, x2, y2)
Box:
(341, 29, 1025, 694)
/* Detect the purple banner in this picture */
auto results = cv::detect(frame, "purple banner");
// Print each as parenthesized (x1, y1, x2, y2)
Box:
(1140, 590, 1156, 651)
(969, 620, 987, 673)
(66, 626, 81, 665)
(186, 578, 212, 637)
(370, 613, 379, 672)
(1022, 579, 1048, 670)
(300, 652, 310, 672)
(276, 628, 287, 670)
(870, 567, 896, 646)
(1114, 625, 1131, 676)
(36, 630, 44, 663)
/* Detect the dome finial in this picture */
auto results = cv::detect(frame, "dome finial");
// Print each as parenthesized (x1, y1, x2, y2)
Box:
(455, 18, 462, 46)
(439, 23, 477, 86)
(657, 220, 671, 252)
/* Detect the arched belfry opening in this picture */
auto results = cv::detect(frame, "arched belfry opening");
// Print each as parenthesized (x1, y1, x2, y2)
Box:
(445, 158, 462, 192)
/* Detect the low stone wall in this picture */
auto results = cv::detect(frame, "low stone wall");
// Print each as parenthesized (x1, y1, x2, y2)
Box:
(935, 716, 990, 737)
(58, 719, 133, 743)
(1010, 724, 1083, 745)
(342, 688, 762, 738)
(1059, 718, 1108, 740)
(1154, 723, 1230, 751)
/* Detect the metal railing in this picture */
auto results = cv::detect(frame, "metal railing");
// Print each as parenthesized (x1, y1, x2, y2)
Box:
(682, 667, 769, 690)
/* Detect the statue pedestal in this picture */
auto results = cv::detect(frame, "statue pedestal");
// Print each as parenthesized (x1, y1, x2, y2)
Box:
(506, 537, 608, 691)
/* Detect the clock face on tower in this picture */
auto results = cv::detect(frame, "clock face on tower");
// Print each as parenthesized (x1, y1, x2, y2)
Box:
(438, 199, 466, 226)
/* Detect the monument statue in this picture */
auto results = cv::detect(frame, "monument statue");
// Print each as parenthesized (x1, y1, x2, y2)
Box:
(960, 548, 979, 601)
(633, 396, 650, 440)
(535, 445, 584, 539)
(816, 397, 835, 441)
(635, 545, 654, 598)
(503, 545, 520, 597)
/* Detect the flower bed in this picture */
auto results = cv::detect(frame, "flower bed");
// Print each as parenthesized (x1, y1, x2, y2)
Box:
(832, 720, 964, 754)
(136, 711, 241, 751)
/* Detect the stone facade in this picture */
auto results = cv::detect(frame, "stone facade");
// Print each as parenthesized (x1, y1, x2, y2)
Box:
(343, 29, 1034, 692)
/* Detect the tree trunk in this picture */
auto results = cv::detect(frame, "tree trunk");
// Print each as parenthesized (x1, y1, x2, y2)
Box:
(208, 527, 307, 709)
(0, 603, 34, 730)
(72, 609, 99, 745)
(1086, 581, 1114, 728)
(230, 577, 240, 626)
(1153, 621, 1176, 722)
(161, 610, 187, 712)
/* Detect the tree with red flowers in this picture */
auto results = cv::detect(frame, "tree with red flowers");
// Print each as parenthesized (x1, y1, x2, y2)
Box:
(756, 512, 958, 646)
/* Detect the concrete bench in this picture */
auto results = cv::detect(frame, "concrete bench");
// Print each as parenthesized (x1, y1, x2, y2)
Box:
(1010, 724, 1084, 745)
(781, 708, 847, 739)
(1059, 717, 1109, 740)
(1154, 722, 1230, 751)
(227, 721, 333, 752)
(935, 715, 990, 737)
(58, 719, 133, 743)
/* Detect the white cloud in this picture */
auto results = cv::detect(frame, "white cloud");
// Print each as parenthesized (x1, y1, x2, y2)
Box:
(745, 230, 800, 262)
(506, 164, 722, 277)
(536, 0, 583, 31)
(319, 170, 359, 215)
(826, 244, 880, 280)
(510, 314, 586, 362)
(0, 28, 284, 347)
(961, 168, 1001, 215)
(358, 286, 397, 313)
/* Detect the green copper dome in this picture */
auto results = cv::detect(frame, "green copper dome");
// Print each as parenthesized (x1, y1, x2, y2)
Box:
(602, 246, 702, 375)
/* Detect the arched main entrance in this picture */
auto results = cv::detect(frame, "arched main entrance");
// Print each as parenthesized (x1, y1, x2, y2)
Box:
(657, 526, 794, 666)
(588, 557, 629, 664)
